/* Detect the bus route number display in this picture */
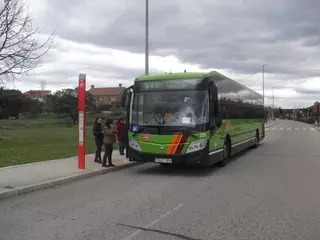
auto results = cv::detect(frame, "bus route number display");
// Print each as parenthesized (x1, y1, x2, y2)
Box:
(137, 79, 200, 91)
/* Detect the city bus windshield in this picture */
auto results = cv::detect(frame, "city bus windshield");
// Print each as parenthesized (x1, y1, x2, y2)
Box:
(131, 90, 209, 128)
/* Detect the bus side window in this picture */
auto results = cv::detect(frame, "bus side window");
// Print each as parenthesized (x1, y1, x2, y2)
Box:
(211, 84, 220, 117)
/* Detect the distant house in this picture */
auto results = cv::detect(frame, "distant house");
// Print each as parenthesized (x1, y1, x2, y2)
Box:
(23, 90, 51, 102)
(88, 84, 125, 106)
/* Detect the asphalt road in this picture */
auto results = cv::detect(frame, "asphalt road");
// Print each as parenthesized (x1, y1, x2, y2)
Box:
(1, 119, 320, 240)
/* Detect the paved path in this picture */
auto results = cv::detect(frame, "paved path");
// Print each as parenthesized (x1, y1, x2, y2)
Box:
(1, 119, 320, 239)
(0, 152, 135, 200)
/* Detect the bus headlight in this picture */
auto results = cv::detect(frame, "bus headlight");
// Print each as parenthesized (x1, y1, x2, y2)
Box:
(129, 139, 142, 151)
(186, 139, 207, 153)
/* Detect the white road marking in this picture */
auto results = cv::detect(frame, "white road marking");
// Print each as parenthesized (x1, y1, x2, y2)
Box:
(120, 204, 184, 240)
(265, 127, 317, 131)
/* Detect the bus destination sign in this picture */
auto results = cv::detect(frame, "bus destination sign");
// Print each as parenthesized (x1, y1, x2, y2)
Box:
(136, 79, 202, 91)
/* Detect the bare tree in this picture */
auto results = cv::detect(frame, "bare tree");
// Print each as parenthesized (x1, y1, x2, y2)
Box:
(0, 0, 54, 84)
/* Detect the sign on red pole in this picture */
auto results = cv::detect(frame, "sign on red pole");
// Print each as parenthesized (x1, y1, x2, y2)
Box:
(78, 73, 86, 169)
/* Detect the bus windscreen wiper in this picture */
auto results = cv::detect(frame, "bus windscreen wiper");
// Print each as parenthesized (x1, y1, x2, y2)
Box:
(182, 128, 198, 137)
(132, 125, 160, 135)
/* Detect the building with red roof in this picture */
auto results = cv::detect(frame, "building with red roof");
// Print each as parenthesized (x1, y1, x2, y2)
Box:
(88, 84, 125, 106)
(23, 90, 51, 102)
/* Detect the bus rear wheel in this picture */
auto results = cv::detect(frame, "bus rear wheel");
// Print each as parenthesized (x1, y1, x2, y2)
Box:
(218, 139, 231, 167)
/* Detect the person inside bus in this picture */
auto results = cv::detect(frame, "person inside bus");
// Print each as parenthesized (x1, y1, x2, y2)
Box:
(178, 97, 196, 125)
(102, 119, 116, 167)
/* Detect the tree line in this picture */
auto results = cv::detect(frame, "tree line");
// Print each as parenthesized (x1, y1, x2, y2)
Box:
(0, 88, 97, 123)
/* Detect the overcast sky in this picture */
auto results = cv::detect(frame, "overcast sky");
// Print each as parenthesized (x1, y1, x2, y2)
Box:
(10, 0, 320, 108)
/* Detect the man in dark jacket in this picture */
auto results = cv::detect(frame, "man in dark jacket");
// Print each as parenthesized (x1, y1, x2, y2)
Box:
(93, 117, 104, 163)
(116, 118, 126, 155)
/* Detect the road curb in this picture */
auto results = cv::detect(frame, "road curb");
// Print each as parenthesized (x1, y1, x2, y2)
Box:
(266, 121, 276, 128)
(312, 125, 320, 131)
(0, 161, 142, 201)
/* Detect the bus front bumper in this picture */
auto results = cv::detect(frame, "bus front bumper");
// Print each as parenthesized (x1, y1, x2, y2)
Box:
(128, 148, 206, 165)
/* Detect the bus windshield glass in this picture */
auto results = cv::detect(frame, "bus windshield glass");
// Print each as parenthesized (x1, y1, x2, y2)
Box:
(131, 90, 209, 127)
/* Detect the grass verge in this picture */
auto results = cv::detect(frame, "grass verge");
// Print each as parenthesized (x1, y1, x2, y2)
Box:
(0, 119, 118, 168)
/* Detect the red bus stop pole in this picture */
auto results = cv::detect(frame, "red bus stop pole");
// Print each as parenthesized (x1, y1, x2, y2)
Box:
(78, 73, 86, 169)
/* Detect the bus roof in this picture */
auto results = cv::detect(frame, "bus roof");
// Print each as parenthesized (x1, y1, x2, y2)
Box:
(135, 71, 230, 81)
(135, 71, 262, 97)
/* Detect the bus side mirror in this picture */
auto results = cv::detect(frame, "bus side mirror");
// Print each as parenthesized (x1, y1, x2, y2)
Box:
(120, 85, 133, 108)
(215, 117, 222, 128)
(210, 83, 219, 115)
(120, 90, 127, 108)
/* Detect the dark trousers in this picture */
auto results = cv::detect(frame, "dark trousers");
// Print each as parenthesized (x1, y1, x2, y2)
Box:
(103, 143, 113, 166)
(94, 139, 102, 162)
(118, 140, 125, 155)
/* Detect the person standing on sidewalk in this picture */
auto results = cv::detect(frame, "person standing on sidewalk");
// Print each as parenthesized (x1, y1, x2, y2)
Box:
(93, 117, 103, 163)
(102, 119, 116, 167)
(116, 118, 126, 156)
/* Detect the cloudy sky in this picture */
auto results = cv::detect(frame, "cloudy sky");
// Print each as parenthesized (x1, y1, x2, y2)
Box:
(10, 0, 320, 108)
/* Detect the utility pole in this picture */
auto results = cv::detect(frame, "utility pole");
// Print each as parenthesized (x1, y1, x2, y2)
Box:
(145, 0, 149, 75)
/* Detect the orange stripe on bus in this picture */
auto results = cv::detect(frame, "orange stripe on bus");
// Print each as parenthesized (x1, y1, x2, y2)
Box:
(166, 134, 182, 154)
(172, 135, 183, 154)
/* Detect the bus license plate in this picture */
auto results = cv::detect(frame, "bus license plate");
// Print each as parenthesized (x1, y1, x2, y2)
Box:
(155, 158, 172, 163)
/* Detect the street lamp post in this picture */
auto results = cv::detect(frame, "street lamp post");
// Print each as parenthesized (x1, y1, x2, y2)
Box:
(272, 86, 275, 119)
(145, 0, 149, 75)
(262, 64, 268, 121)
(262, 64, 268, 107)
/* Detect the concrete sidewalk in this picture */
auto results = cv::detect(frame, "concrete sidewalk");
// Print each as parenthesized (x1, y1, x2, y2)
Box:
(0, 152, 139, 201)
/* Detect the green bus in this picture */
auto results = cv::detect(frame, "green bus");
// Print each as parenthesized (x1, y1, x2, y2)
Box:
(120, 71, 265, 167)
